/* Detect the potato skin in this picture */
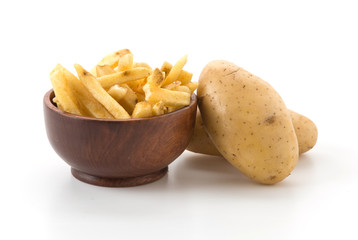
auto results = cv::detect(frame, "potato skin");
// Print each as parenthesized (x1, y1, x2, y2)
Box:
(187, 109, 317, 156)
(197, 60, 299, 184)
(290, 110, 318, 154)
(186, 110, 222, 156)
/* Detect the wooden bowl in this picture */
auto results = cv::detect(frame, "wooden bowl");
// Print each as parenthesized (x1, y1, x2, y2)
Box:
(43, 90, 197, 187)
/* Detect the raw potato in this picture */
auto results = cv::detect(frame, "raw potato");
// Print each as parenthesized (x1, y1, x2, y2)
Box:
(290, 110, 318, 154)
(187, 109, 318, 156)
(187, 110, 222, 156)
(197, 60, 299, 184)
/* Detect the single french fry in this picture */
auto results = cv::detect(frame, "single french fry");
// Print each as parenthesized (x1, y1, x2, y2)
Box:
(152, 101, 165, 116)
(185, 82, 198, 95)
(143, 83, 191, 107)
(108, 85, 128, 101)
(50, 64, 83, 115)
(147, 68, 164, 87)
(162, 55, 187, 86)
(160, 61, 172, 78)
(90, 49, 131, 76)
(97, 67, 151, 89)
(135, 92, 146, 102)
(167, 105, 183, 113)
(162, 81, 181, 90)
(172, 85, 191, 94)
(74, 64, 130, 119)
(133, 62, 152, 70)
(118, 53, 134, 71)
(177, 70, 193, 85)
(132, 101, 153, 118)
(96, 64, 116, 77)
(59, 65, 114, 119)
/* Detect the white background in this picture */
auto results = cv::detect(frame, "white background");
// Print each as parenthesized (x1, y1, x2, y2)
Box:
(1, 0, 357, 239)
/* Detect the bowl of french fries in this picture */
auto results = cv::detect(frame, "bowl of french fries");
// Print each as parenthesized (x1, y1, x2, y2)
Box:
(44, 49, 197, 187)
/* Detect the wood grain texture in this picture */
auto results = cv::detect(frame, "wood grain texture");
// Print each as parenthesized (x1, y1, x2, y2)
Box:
(44, 90, 197, 187)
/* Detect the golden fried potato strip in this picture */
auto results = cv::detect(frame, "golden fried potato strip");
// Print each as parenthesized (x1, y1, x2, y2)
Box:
(132, 101, 153, 118)
(160, 61, 172, 78)
(184, 82, 198, 95)
(50, 64, 83, 115)
(109, 84, 137, 115)
(162, 55, 187, 86)
(135, 92, 146, 102)
(96, 64, 116, 77)
(74, 64, 130, 119)
(147, 68, 165, 87)
(143, 83, 190, 107)
(152, 101, 166, 116)
(117, 53, 134, 71)
(162, 81, 181, 90)
(133, 62, 152, 70)
(90, 49, 131, 76)
(177, 70, 193, 85)
(60, 65, 114, 119)
(97, 67, 151, 89)
(126, 79, 147, 94)
(172, 85, 191, 94)
(167, 106, 182, 113)
(108, 85, 128, 101)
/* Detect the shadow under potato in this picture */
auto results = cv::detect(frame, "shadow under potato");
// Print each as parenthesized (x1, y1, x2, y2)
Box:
(171, 151, 317, 190)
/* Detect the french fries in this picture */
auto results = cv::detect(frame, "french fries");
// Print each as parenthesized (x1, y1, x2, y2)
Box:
(133, 62, 152, 70)
(162, 81, 181, 90)
(97, 67, 151, 89)
(132, 101, 153, 118)
(136, 92, 146, 102)
(162, 55, 187, 86)
(96, 64, 116, 77)
(90, 49, 131, 76)
(185, 82, 199, 95)
(143, 68, 191, 107)
(109, 84, 137, 115)
(172, 85, 191, 94)
(147, 68, 165, 87)
(50, 64, 83, 115)
(161, 61, 172, 78)
(62, 65, 114, 119)
(50, 49, 198, 119)
(117, 53, 134, 71)
(108, 85, 128, 102)
(177, 70, 193, 85)
(74, 64, 130, 119)
(143, 83, 191, 107)
(152, 101, 166, 116)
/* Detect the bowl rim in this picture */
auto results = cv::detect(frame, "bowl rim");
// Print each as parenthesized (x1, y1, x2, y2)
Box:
(44, 89, 197, 122)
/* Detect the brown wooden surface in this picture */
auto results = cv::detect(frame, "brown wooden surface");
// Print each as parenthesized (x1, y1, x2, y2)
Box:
(43, 90, 197, 187)
(71, 167, 168, 187)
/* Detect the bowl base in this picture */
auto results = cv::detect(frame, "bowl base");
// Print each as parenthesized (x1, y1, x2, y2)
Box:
(71, 167, 168, 187)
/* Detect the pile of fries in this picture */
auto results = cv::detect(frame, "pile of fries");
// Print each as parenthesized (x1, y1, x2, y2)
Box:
(50, 49, 197, 119)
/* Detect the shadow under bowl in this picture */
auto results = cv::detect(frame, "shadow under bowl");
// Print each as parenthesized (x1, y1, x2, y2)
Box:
(43, 90, 197, 187)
